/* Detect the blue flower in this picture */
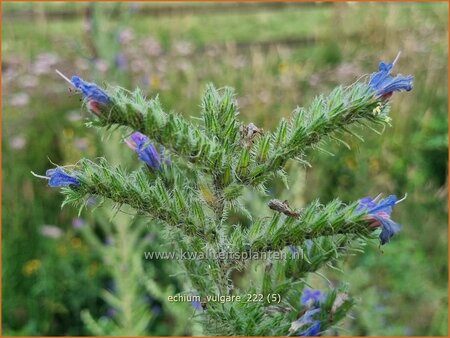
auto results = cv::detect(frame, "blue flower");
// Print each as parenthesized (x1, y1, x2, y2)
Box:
(301, 289, 323, 307)
(72, 217, 86, 229)
(357, 195, 404, 244)
(106, 307, 117, 318)
(125, 132, 165, 170)
(44, 167, 80, 187)
(299, 320, 321, 336)
(290, 308, 321, 336)
(115, 54, 128, 70)
(70, 75, 110, 104)
(192, 299, 203, 311)
(151, 304, 162, 315)
(289, 289, 324, 336)
(369, 54, 413, 98)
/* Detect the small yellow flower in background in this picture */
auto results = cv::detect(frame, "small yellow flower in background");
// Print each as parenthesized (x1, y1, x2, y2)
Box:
(88, 261, 99, 277)
(278, 62, 289, 74)
(22, 259, 41, 276)
(63, 128, 75, 139)
(57, 243, 67, 256)
(43, 298, 69, 315)
(345, 156, 357, 170)
(71, 237, 83, 249)
(150, 75, 161, 90)
(369, 158, 380, 173)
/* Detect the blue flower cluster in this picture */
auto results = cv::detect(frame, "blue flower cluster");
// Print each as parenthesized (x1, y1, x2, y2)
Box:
(191, 299, 203, 312)
(45, 167, 80, 188)
(70, 75, 110, 104)
(291, 289, 324, 336)
(369, 55, 413, 98)
(357, 195, 403, 245)
(126, 132, 165, 170)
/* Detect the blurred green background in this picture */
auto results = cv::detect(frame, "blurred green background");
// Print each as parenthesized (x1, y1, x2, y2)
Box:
(2, 1, 448, 336)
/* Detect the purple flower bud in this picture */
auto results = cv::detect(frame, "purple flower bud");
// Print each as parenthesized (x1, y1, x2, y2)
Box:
(125, 132, 166, 170)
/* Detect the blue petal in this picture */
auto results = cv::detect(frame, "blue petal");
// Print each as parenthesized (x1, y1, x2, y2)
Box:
(291, 308, 320, 333)
(130, 132, 148, 147)
(379, 62, 394, 73)
(369, 62, 393, 89)
(191, 300, 203, 311)
(358, 195, 398, 216)
(129, 132, 163, 170)
(372, 215, 402, 245)
(357, 195, 403, 244)
(375, 75, 414, 96)
(138, 143, 162, 170)
(368, 195, 397, 215)
(301, 290, 322, 306)
(302, 308, 321, 322)
(299, 321, 321, 336)
(357, 196, 378, 212)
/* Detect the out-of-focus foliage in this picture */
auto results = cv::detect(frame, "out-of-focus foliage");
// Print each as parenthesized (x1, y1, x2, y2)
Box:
(2, 1, 447, 336)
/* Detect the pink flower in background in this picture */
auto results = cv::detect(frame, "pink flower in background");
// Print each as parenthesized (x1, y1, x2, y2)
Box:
(10, 93, 30, 107)
(10, 136, 27, 150)
(72, 218, 86, 229)
(41, 225, 63, 239)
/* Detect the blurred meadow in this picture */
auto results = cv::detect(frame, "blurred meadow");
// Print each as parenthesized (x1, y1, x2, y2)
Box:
(2, 1, 448, 336)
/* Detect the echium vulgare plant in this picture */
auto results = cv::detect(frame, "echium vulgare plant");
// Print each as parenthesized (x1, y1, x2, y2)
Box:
(34, 54, 413, 336)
